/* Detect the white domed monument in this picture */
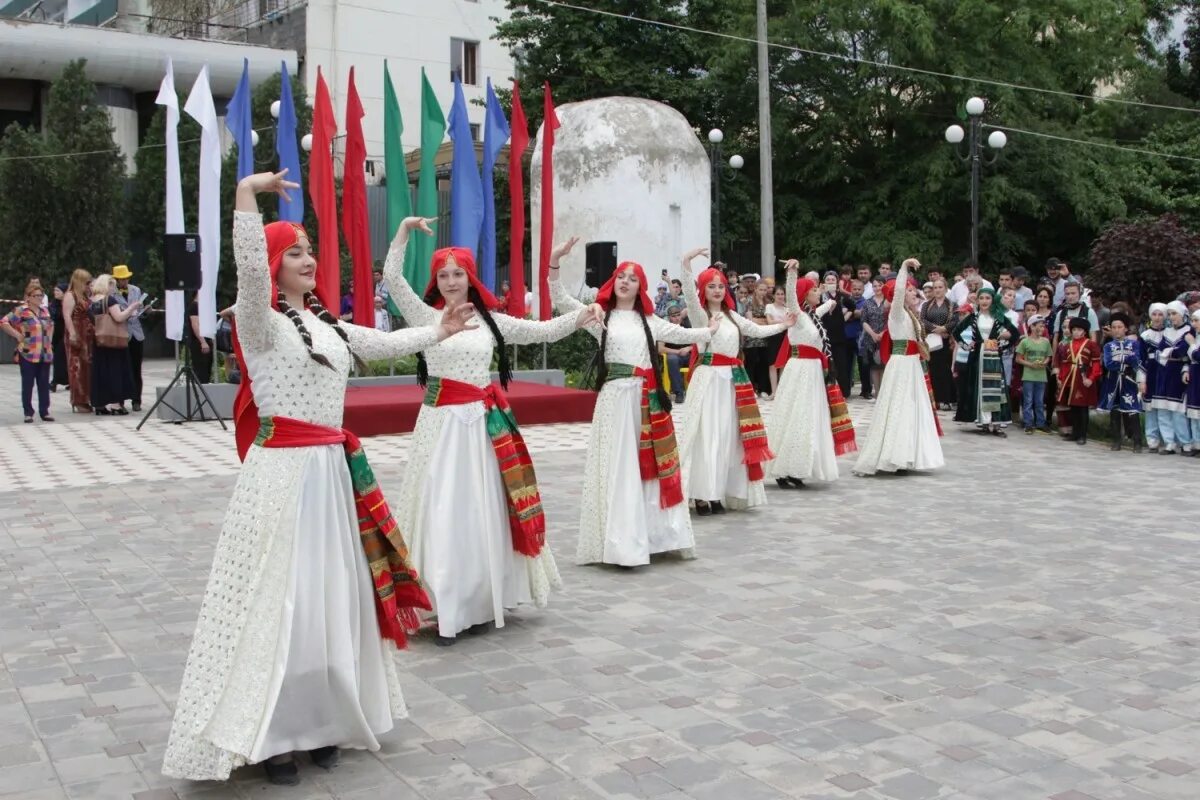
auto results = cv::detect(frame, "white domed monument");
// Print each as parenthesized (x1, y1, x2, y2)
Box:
(531, 97, 711, 302)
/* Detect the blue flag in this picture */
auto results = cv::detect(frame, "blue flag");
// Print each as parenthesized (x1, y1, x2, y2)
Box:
(479, 78, 511, 291)
(276, 61, 304, 222)
(447, 76, 484, 255)
(225, 58, 254, 182)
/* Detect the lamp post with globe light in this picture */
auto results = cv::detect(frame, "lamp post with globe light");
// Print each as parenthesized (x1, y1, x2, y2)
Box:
(707, 128, 744, 263)
(944, 97, 1007, 267)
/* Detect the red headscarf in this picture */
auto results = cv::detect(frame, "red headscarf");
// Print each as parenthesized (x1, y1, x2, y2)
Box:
(595, 261, 654, 315)
(695, 267, 735, 313)
(233, 221, 310, 461)
(881, 276, 917, 304)
(793, 277, 817, 309)
(422, 246, 502, 310)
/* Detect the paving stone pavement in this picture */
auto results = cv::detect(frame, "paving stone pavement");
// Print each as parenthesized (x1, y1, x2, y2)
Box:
(1, 387, 1198, 800)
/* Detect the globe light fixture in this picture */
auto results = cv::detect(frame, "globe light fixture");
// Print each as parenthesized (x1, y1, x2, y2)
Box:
(270, 100, 281, 120)
(729, 154, 744, 170)
(250, 130, 259, 147)
(945, 98, 1008, 267)
(987, 130, 1008, 149)
(708, 128, 724, 144)
(965, 96, 985, 116)
(300, 133, 313, 152)
(945, 124, 965, 145)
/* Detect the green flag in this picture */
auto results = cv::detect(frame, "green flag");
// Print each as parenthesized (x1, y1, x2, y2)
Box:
(405, 67, 446, 296)
(382, 61, 409, 317)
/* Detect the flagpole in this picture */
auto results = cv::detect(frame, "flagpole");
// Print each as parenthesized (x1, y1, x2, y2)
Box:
(756, 0, 775, 276)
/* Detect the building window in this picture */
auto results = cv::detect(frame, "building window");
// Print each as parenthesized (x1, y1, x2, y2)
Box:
(469, 123, 481, 142)
(451, 38, 480, 86)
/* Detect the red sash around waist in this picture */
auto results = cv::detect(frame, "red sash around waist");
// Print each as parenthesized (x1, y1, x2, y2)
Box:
(774, 341, 829, 370)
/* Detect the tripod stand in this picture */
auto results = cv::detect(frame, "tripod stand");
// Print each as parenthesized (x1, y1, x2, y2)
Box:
(137, 292, 226, 430)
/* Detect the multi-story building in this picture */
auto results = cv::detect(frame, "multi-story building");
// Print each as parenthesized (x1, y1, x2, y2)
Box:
(0, 0, 516, 176)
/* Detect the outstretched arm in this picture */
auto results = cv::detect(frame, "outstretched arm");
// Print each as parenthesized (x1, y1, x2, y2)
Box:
(496, 305, 598, 346)
(381, 217, 436, 327)
(649, 314, 714, 345)
(783, 260, 801, 315)
(546, 236, 604, 341)
(732, 310, 789, 339)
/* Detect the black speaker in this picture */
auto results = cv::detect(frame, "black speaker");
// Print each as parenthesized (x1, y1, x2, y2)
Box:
(585, 241, 617, 288)
(163, 233, 202, 291)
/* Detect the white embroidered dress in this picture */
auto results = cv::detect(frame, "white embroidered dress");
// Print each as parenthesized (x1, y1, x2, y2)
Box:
(768, 272, 840, 482)
(853, 262, 945, 475)
(163, 212, 441, 781)
(550, 278, 712, 566)
(678, 268, 786, 508)
(383, 232, 572, 639)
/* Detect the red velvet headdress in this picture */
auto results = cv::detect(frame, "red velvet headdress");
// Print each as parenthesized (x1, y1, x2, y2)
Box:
(695, 267, 735, 312)
(595, 261, 654, 315)
(794, 277, 817, 309)
(422, 247, 501, 310)
(233, 221, 310, 461)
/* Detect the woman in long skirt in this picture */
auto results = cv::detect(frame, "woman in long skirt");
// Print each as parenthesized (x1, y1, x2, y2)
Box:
(768, 261, 857, 488)
(953, 287, 1019, 436)
(164, 172, 472, 786)
(382, 218, 601, 644)
(920, 277, 957, 409)
(62, 269, 93, 413)
(549, 239, 717, 567)
(854, 259, 945, 475)
(677, 247, 792, 513)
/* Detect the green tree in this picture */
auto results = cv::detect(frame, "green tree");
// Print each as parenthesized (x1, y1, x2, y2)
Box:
(1087, 214, 1200, 313)
(0, 59, 126, 295)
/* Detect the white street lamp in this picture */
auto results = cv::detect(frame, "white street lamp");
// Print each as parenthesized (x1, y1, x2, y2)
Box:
(300, 133, 313, 152)
(945, 124, 965, 145)
(708, 128, 724, 144)
(945, 98, 1007, 266)
(987, 130, 1008, 149)
(270, 100, 281, 120)
(729, 154, 744, 170)
(250, 130, 259, 147)
(965, 96, 985, 116)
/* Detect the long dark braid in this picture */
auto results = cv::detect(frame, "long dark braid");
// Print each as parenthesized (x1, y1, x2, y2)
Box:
(304, 292, 367, 373)
(276, 293, 333, 370)
(595, 307, 615, 388)
(592, 305, 671, 412)
(416, 287, 510, 388)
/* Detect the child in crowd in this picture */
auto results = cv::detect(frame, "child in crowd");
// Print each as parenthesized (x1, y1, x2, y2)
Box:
(1156, 301, 1194, 455)
(1098, 312, 1144, 453)
(1188, 309, 1200, 453)
(1139, 303, 1167, 452)
(1055, 316, 1102, 445)
(1015, 315, 1051, 433)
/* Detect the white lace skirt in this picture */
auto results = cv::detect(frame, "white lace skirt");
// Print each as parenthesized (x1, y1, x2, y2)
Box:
(767, 358, 839, 482)
(407, 403, 560, 638)
(854, 354, 944, 475)
(577, 378, 695, 566)
(250, 445, 393, 761)
(682, 365, 756, 505)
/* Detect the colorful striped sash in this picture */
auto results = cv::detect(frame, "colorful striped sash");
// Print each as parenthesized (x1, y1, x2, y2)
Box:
(423, 377, 546, 557)
(979, 342, 1005, 413)
(604, 363, 684, 508)
(773, 342, 828, 370)
(254, 416, 431, 647)
(697, 352, 774, 480)
(773, 344, 857, 454)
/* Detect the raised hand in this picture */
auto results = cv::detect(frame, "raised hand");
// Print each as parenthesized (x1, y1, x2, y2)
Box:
(549, 236, 580, 264)
(241, 169, 300, 201)
(901, 257, 921, 272)
(707, 314, 722, 333)
(783, 311, 799, 327)
(682, 246, 709, 263)
(781, 258, 800, 273)
(401, 217, 438, 237)
(437, 302, 478, 339)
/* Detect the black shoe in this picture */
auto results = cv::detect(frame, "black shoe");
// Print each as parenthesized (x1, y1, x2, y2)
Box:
(435, 635, 457, 647)
(695, 501, 712, 516)
(263, 757, 300, 786)
(95, 408, 111, 416)
(112, 407, 129, 416)
(710, 501, 726, 515)
(131, 402, 142, 412)
(1076, 437, 1087, 446)
(466, 622, 492, 636)
(774, 478, 791, 490)
(1025, 428, 1035, 436)
(1133, 443, 1144, 454)
(1110, 442, 1121, 451)
(308, 746, 339, 770)
(24, 416, 32, 424)
(786, 476, 805, 488)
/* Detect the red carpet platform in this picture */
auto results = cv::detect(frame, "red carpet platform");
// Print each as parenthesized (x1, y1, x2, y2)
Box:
(343, 381, 597, 438)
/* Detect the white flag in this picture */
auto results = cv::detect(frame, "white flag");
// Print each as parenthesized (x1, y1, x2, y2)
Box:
(184, 65, 220, 340)
(155, 60, 185, 341)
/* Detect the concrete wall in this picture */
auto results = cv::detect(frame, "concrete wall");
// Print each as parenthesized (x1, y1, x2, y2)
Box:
(304, 0, 514, 171)
(530, 97, 712, 302)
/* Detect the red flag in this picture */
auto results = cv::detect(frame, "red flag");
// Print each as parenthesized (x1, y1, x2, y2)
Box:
(537, 82, 559, 321)
(309, 67, 340, 310)
(343, 68, 374, 327)
(507, 81, 530, 318)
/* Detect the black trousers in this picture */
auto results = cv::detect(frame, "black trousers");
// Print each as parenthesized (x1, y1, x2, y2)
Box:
(128, 337, 144, 405)
(857, 351, 873, 397)
(1069, 406, 1090, 441)
(829, 341, 853, 397)
(188, 338, 214, 384)
(1109, 410, 1143, 445)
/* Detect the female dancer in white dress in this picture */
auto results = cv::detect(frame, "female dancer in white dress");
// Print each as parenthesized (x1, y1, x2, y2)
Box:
(548, 239, 717, 566)
(854, 258, 945, 475)
(382, 218, 602, 645)
(163, 172, 473, 785)
(678, 247, 792, 513)
(768, 260, 856, 488)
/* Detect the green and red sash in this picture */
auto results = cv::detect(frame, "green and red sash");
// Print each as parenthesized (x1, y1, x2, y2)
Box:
(253, 417, 431, 647)
(778, 345, 859, 455)
(604, 363, 684, 508)
(423, 377, 546, 556)
(888, 338, 944, 437)
(697, 352, 774, 480)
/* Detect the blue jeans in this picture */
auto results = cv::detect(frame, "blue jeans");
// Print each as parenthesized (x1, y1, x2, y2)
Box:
(1144, 407, 1164, 447)
(1022, 381, 1046, 428)
(19, 357, 51, 418)
(665, 353, 688, 400)
(1160, 409, 1194, 450)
